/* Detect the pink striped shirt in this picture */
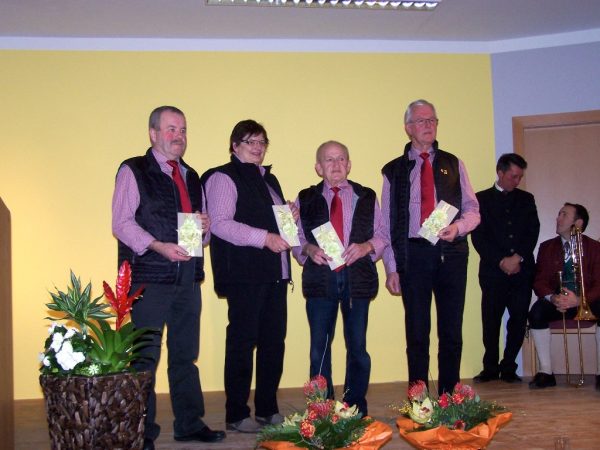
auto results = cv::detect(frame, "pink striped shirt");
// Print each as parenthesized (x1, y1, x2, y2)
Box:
(381, 146, 480, 274)
(292, 180, 388, 265)
(204, 160, 289, 280)
(112, 148, 208, 255)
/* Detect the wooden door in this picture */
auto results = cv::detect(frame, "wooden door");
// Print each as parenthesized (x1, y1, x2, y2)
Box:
(513, 110, 600, 376)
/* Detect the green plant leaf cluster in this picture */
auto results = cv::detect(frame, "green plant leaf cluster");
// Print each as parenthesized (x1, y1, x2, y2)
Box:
(46, 271, 113, 335)
(86, 320, 154, 374)
(257, 415, 372, 449)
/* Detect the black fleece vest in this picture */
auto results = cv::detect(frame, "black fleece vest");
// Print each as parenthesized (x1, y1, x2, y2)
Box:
(299, 180, 379, 299)
(117, 148, 205, 284)
(381, 141, 465, 275)
(201, 156, 289, 297)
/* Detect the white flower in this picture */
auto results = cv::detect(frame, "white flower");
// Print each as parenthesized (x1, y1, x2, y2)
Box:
(64, 327, 77, 339)
(334, 401, 359, 419)
(55, 340, 85, 371)
(48, 322, 59, 335)
(50, 332, 65, 352)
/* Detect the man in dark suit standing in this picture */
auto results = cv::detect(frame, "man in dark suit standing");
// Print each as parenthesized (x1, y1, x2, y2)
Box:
(472, 153, 540, 383)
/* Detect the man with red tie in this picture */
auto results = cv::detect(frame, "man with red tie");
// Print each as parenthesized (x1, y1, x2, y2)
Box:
(112, 106, 224, 450)
(381, 99, 480, 395)
(293, 140, 387, 416)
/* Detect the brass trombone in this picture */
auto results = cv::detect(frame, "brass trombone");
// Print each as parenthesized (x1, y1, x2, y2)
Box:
(559, 225, 597, 387)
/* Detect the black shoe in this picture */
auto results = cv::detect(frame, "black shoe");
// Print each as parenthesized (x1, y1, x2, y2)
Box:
(500, 371, 522, 383)
(143, 438, 155, 450)
(473, 370, 499, 383)
(596, 375, 600, 391)
(529, 372, 556, 389)
(174, 426, 226, 443)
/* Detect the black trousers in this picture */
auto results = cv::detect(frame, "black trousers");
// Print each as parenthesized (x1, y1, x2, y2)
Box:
(479, 271, 533, 374)
(401, 239, 468, 395)
(224, 281, 288, 424)
(529, 297, 600, 328)
(131, 261, 205, 440)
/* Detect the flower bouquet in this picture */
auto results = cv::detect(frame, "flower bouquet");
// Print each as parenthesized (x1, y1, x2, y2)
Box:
(39, 261, 153, 449)
(257, 375, 392, 450)
(393, 381, 512, 450)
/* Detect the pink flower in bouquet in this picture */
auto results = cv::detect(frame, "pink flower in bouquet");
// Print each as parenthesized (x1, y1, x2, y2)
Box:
(303, 374, 328, 399)
(308, 400, 333, 419)
(408, 380, 428, 402)
(454, 383, 475, 400)
(438, 393, 450, 408)
(453, 419, 466, 430)
(451, 392, 465, 405)
(300, 420, 316, 438)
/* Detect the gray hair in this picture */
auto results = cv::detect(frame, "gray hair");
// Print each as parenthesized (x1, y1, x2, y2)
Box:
(148, 106, 185, 130)
(404, 99, 437, 124)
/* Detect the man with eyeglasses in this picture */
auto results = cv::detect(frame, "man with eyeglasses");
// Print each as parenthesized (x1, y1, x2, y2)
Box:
(202, 119, 296, 433)
(381, 99, 480, 395)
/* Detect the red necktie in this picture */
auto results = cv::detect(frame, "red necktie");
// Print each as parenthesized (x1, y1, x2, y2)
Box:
(166, 160, 192, 213)
(330, 187, 344, 243)
(420, 152, 434, 225)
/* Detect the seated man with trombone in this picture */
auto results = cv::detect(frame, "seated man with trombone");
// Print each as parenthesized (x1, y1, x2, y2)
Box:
(529, 203, 600, 389)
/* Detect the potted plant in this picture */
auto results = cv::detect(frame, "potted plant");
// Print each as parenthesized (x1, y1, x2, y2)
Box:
(38, 261, 153, 450)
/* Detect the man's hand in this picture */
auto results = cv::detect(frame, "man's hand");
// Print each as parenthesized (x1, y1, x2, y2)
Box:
(386, 272, 402, 295)
(149, 241, 192, 262)
(304, 243, 331, 265)
(438, 223, 459, 242)
(196, 211, 210, 234)
(287, 201, 300, 222)
(551, 288, 580, 313)
(499, 254, 522, 275)
(343, 242, 373, 266)
(264, 232, 290, 253)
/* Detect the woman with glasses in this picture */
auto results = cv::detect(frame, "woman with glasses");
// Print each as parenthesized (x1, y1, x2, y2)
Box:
(202, 119, 297, 433)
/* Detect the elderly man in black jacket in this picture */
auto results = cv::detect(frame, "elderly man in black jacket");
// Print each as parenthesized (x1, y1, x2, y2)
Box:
(293, 140, 387, 416)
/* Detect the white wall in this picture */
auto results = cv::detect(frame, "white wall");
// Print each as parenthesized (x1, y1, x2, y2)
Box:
(491, 41, 600, 158)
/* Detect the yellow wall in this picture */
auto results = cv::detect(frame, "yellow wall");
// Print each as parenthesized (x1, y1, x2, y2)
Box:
(0, 50, 494, 400)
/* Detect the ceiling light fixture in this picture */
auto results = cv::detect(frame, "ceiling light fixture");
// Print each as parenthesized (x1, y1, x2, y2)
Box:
(206, 0, 442, 10)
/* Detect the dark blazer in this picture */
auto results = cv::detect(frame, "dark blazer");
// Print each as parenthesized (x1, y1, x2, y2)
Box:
(471, 186, 539, 278)
(533, 235, 600, 304)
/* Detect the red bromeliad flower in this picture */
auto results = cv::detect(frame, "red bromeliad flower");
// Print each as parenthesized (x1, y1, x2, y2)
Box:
(408, 380, 428, 402)
(438, 393, 450, 408)
(299, 420, 316, 438)
(102, 261, 144, 330)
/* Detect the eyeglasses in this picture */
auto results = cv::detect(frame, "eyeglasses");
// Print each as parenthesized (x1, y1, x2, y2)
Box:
(241, 139, 267, 147)
(410, 118, 439, 127)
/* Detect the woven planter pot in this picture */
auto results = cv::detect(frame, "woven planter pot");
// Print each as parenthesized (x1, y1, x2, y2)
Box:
(40, 371, 152, 450)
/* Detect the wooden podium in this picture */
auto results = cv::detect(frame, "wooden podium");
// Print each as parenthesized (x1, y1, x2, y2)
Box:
(0, 198, 14, 449)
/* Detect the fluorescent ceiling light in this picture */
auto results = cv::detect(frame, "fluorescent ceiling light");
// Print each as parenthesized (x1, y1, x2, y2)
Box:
(206, 0, 442, 9)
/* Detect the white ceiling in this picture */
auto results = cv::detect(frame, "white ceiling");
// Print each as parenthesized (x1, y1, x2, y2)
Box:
(1, 0, 600, 43)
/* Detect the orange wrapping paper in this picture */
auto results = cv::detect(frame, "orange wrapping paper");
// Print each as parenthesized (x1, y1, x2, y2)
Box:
(259, 420, 393, 450)
(396, 412, 512, 450)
